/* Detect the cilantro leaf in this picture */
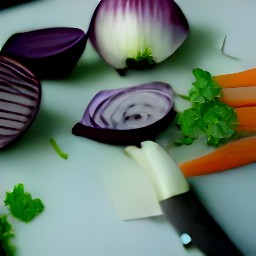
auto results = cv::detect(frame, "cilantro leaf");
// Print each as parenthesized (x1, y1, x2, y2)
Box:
(188, 68, 221, 103)
(0, 215, 15, 256)
(4, 184, 44, 223)
(0, 215, 14, 241)
(176, 68, 238, 146)
(176, 107, 206, 139)
(175, 136, 195, 145)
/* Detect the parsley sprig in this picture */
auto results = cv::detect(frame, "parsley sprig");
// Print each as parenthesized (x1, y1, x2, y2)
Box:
(0, 215, 15, 256)
(5, 184, 44, 223)
(0, 183, 45, 255)
(176, 68, 238, 146)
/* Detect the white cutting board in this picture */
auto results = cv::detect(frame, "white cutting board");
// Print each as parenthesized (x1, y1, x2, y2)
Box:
(1, 0, 256, 256)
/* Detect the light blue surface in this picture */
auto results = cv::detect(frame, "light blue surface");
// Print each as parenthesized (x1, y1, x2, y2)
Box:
(1, 0, 256, 255)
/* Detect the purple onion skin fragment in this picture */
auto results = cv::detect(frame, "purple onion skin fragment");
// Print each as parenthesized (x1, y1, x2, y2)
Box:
(72, 82, 176, 145)
(0, 56, 41, 149)
(1, 27, 88, 79)
(0, 0, 33, 10)
(89, 0, 189, 73)
(72, 110, 175, 145)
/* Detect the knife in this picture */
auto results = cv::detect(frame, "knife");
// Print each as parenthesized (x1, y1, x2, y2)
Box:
(124, 141, 242, 256)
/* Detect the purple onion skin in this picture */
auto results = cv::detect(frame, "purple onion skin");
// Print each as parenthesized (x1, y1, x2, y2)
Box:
(72, 109, 176, 146)
(1, 27, 88, 79)
(0, 0, 33, 10)
(72, 82, 176, 146)
(0, 55, 41, 149)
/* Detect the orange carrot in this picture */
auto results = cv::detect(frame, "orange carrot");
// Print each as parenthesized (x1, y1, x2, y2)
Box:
(236, 126, 256, 133)
(220, 87, 256, 107)
(213, 68, 256, 88)
(179, 136, 256, 177)
(235, 107, 256, 132)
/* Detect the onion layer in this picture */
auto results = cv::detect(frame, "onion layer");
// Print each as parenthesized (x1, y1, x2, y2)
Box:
(1, 27, 88, 79)
(0, 56, 41, 149)
(89, 0, 189, 73)
(72, 82, 176, 145)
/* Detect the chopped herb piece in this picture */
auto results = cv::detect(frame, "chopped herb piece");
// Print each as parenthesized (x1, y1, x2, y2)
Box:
(0, 215, 15, 256)
(4, 184, 44, 223)
(50, 138, 68, 160)
(176, 68, 238, 146)
(189, 68, 222, 102)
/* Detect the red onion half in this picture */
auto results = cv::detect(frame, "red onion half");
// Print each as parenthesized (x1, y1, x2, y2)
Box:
(89, 0, 189, 74)
(1, 27, 88, 79)
(72, 82, 175, 145)
(0, 56, 41, 149)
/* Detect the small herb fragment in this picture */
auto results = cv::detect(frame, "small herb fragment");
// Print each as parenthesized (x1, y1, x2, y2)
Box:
(50, 138, 68, 160)
(0, 215, 15, 256)
(176, 68, 238, 146)
(4, 183, 45, 223)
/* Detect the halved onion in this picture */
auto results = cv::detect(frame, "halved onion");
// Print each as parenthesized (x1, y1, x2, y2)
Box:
(0, 56, 41, 149)
(89, 0, 189, 74)
(72, 82, 176, 145)
(1, 27, 88, 79)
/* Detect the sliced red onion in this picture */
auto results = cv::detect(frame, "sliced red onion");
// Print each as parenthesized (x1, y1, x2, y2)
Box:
(0, 56, 41, 149)
(72, 82, 175, 145)
(89, 0, 189, 74)
(1, 27, 88, 79)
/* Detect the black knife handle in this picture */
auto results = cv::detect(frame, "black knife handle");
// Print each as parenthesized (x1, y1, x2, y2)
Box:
(160, 189, 242, 256)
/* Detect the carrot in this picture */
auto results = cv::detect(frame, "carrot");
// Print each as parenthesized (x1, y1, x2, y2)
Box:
(220, 87, 256, 107)
(213, 68, 256, 88)
(235, 107, 256, 132)
(179, 136, 256, 177)
(237, 126, 256, 133)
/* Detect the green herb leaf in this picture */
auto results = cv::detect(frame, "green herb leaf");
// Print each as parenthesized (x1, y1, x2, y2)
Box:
(50, 138, 69, 160)
(176, 107, 206, 139)
(4, 184, 44, 223)
(176, 68, 238, 146)
(0, 215, 13, 240)
(175, 136, 195, 145)
(189, 68, 221, 103)
(0, 215, 15, 256)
